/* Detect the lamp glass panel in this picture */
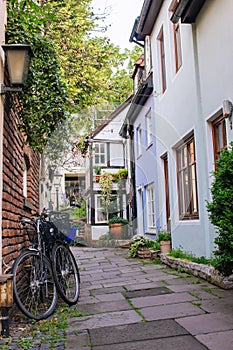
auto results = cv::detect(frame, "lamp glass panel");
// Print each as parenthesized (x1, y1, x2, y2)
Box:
(7, 49, 27, 86)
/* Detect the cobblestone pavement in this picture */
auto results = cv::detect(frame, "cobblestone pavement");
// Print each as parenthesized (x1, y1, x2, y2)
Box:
(1, 247, 233, 349)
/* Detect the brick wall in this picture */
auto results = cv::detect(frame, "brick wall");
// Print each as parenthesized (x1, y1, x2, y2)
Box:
(2, 93, 40, 271)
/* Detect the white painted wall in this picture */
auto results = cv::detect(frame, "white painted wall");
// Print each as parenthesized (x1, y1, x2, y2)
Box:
(147, 0, 233, 257)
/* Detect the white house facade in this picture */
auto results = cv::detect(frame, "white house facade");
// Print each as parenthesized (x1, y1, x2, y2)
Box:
(130, 0, 233, 257)
(84, 97, 132, 242)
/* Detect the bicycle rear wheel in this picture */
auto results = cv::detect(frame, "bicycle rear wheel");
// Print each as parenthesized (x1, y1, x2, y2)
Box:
(51, 244, 80, 305)
(12, 250, 57, 320)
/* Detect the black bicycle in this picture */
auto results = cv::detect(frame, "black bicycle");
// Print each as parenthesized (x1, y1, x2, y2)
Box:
(12, 208, 80, 320)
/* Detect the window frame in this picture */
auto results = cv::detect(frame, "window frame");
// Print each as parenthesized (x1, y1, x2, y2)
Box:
(212, 114, 227, 168)
(170, 0, 182, 72)
(157, 27, 167, 93)
(145, 35, 152, 76)
(137, 125, 142, 158)
(176, 135, 199, 220)
(146, 183, 156, 229)
(146, 108, 153, 148)
(93, 142, 107, 166)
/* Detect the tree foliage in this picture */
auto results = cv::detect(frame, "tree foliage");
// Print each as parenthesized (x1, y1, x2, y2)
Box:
(206, 143, 233, 276)
(6, 0, 142, 153)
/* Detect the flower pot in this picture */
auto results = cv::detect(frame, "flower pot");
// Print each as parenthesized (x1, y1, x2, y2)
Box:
(137, 247, 152, 259)
(109, 223, 122, 240)
(160, 240, 171, 254)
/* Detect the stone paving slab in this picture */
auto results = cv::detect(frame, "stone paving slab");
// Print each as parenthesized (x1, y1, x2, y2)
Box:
(124, 281, 165, 290)
(140, 302, 205, 321)
(198, 296, 233, 314)
(89, 319, 188, 346)
(68, 309, 142, 331)
(92, 335, 207, 350)
(94, 292, 126, 302)
(176, 312, 233, 335)
(131, 291, 197, 308)
(195, 330, 233, 350)
(90, 286, 125, 295)
(124, 286, 172, 299)
(167, 283, 215, 293)
(77, 299, 131, 314)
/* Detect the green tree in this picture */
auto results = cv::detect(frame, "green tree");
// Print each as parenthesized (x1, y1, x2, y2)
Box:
(6, 0, 142, 152)
(206, 143, 233, 276)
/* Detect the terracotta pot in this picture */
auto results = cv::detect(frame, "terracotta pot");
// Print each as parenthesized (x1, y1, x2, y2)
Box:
(109, 223, 122, 240)
(160, 240, 171, 254)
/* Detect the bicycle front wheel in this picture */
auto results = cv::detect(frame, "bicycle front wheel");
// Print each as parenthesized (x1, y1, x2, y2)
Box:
(12, 250, 57, 320)
(51, 244, 80, 305)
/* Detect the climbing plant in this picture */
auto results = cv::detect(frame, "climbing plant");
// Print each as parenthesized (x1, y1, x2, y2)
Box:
(6, 0, 68, 152)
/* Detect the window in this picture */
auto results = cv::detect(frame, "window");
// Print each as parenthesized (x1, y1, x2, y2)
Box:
(95, 194, 119, 223)
(146, 109, 152, 147)
(212, 115, 227, 167)
(146, 183, 155, 228)
(176, 135, 199, 220)
(157, 27, 167, 93)
(145, 36, 152, 76)
(94, 143, 106, 166)
(170, 0, 182, 72)
(95, 195, 107, 223)
(137, 125, 142, 157)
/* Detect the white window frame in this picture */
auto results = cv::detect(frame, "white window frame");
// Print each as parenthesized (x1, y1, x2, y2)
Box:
(95, 195, 107, 223)
(94, 143, 107, 166)
(137, 125, 142, 157)
(146, 183, 155, 229)
(145, 35, 152, 76)
(146, 109, 152, 147)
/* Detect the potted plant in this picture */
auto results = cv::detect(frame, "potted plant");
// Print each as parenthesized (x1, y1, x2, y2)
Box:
(128, 235, 160, 258)
(117, 168, 128, 179)
(108, 216, 129, 240)
(156, 230, 171, 254)
(94, 166, 101, 182)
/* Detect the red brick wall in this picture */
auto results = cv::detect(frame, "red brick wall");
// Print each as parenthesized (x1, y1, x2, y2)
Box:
(2, 94, 40, 271)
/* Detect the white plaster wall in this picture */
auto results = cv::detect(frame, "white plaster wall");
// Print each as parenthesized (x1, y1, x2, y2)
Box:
(149, 0, 225, 257)
(196, 0, 233, 119)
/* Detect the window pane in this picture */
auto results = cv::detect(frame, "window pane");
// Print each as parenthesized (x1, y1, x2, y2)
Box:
(177, 136, 199, 219)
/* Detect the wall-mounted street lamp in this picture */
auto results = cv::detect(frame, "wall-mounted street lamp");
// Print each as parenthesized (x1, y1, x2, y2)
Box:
(54, 171, 62, 211)
(0, 44, 33, 95)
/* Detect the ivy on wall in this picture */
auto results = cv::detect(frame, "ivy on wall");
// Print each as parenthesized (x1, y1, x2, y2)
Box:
(6, 0, 68, 152)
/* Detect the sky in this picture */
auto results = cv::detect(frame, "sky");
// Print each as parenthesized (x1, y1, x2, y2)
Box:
(91, 0, 144, 49)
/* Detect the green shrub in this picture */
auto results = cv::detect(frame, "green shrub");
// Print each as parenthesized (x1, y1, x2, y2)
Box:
(156, 230, 171, 242)
(108, 216, 129, 225)
(206, 142, 233, 276)
(168, 248, 216, 265)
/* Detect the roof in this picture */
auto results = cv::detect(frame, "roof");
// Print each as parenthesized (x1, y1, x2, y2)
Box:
(170, 0, 206, 24)
(130, 0, 164, 43)
(85, 95, 133, 141)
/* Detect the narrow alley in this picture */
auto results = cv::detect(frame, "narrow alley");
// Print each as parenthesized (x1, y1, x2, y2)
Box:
(65, 247, 233, 349)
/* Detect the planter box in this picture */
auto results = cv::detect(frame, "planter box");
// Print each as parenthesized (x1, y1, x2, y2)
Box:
(160, 240, 171, 254)
(137, 247, 151, 259)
